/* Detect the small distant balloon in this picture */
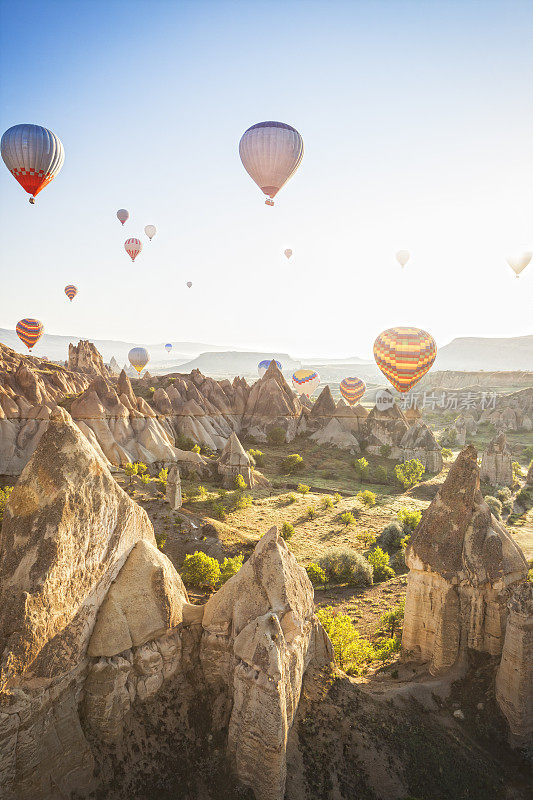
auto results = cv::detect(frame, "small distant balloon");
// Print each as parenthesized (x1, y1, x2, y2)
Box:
(507, 253, 532, 278)
(165, 343, 172, 353)
(292, 369, 320, 398)
(239, 121, 304, 206)
(340, 377, 366, 406)
(117, 209, 129, 225)
(258, 359, 282, 377)
(186, 281, 192, 288)
(396, 250, 410, 268)
(374, 327, 436, 393)
(125, 238, 142, 261)
(64, 285, 77, 302)
(16, 318, 43, 350)
(1, 124, 64, 204)
(128, 347, 150, 375)
(145, 225, 156, 240)
(284, 249, 293, 260)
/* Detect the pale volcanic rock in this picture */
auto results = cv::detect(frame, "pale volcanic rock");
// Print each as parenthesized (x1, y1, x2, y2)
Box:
(218, 431, 254, 487)
(400, 420, 443, 473)
(402, 445, 528, 676)
(242, 360, 302, 441)
(310, 417, 360, 451)
(480, 432, 513, 487)
(309, 385, 337, 419)
(364, 402, 410, 458)
(68, 339, 109, 377)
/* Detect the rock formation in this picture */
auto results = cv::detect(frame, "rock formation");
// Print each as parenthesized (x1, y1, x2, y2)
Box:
(402, 445, 528, 677)
(363, 402, 410, 458)
(241, 360, 302, 442)
(527, 460, 533, 486)
(217, 431, 254, 487)
(480, 432, 513, 487)
(68, 339, 109, 377)
(166, 463, 182, 509)
(108, 355, 121, 375)
(0, 411, 330, 799)
(452, 411, 477, 445)
(399, 420, 443, 472)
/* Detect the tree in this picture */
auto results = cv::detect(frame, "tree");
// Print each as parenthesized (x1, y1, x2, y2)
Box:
(395, 459, 425, 490)
(379, 599, 405, 638)
(124, 462, 139, 485)
(397, 507, 422, 532)
(354, 457, 369, 482)
(181, 551, 221, 590)
(316, 607, 375, 674)
(248, 448, 264, 467)
(317, 548, 372, 587)
(356, 490, 376, 508)
(367, 546, 395, 582)
(283, 453, 304, 473)
(158, 467, 168, 487)
(220, 554, 243, 584)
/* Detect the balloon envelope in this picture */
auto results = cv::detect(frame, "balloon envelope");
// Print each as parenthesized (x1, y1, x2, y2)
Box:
(507, 253, 532, 277)
(258, 359, 282, 377)
(396, 250, 410, 268)
(145, 224, 156, 240)
(16, 318, 43, 350)
(165, 343, 172, 353)
(284, 249, 293, 259)
(117, 209, 129, 225)
(186, 281, 192, 288)
(125, 238, 142, 261)
(340, 377, 366, 406)
(292, 369, 320, 398)
(128, 347, 150, 374)
(64, 285, 77, 301)
(239, 121, 303, 205)
(374, 327, 436, 393)
(1, 124, 64, 203)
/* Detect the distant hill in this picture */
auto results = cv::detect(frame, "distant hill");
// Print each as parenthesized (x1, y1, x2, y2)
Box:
(435, 335, 533, 371)
(169, 351, 300, 379)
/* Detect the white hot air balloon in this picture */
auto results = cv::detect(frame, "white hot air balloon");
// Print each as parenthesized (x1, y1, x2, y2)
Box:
(239, 121, 304, 206)
(507, 252, 532, 278)
(145, 224, 156, 240)
(128, 347, 150, 374)
(117, 209, 129, 225)
(284, 249, 293, 260)
(396, 250, 410, 268)
(186, 281, 192, 288)
(124, 238, 142, 261)
(1, 124, 64, 204)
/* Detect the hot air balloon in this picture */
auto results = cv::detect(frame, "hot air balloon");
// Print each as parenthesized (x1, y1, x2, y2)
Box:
(258, 359, 282, 377)
(1, 124, 64, 204)
(125, 238, 142, 261)
(186, 281, 192, 288)
(165, 343, 172, 353)
(292, 369, 320, 398)
(16, 318, 43, 351)
(396, 250, 410, 268)
(128, 347, 150, 375)
(64, 285, 77, 302)
(373, 327, 436, 393)
(117, 209, 129, 225)
(340, 377, 366, 406)
(145, 225, 156, 240)
(239, 121, 304, 206)
(284, 249, 293, 260)
(507, 253, 532, 278)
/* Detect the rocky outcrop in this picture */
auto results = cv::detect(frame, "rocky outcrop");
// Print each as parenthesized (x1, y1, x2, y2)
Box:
(480, 432, 513, 487)
(495, 582, 533, 742)
(400, 420, 443, 473)
(310, 417, 360, 451)
(241, 360, 302, 442)
(402, 445, 528, 676)
(68, 340, 109, 377)
(218, 431, 254, 487)
(453, 411, 477, 445)
(165, 463, 182, 509)
(364, 402, 410, 458)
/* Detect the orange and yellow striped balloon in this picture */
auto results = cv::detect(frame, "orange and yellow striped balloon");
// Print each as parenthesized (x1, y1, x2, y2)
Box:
(340, 376, 366, 405)
(16, 318, 44, 350)
(64, 284, 77, 301)
(373, 327, 436, 393)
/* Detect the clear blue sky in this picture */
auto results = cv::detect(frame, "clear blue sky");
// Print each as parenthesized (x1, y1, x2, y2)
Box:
(1, 0, 532, 359)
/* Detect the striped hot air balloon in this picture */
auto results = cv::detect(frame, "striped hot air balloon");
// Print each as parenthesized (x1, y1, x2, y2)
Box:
(239, 121, 304, 206)
(125, 238, 142, 261)
(16, 318, 43, 350)
(258, 359, 282, 377)
(165, 343, 172, 353)
(64, 285, 77, 301)
(117, 209, 129, 225)
(128, 347, 150, 374)
(340, 377, 366, 406)
(1, 124, 64, 204)
(292, 369, 320, 398)
(373, 327, 437, 393)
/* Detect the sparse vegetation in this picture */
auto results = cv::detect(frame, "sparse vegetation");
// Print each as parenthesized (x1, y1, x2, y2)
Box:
(0, 486, 13, 524)
(267, 426, 286, 445)
(395, 458, 425, 489)
(321, 495, 334, 509)
(356, 489, 376, 508)
(297, 483, 310, 494)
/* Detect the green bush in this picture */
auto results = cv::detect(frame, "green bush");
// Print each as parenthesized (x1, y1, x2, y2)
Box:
(234, 473, 247, 490)
(139, 473, 151, 485)
(267, 426, 286, 445)
(124, 462, 139, 484)
(155, 530, 167, 550)
(287, 493, 297, 504)
(496, 487, 513, 514)
(395, 458, 425, 489)
(158, 467, 168, 487)
(317, 607, 375, 674)
(197, 485, 208, 500)
(281, 521, 295, 540)
(356, 490, 376, 508)
(219, 554, 243, 584)
(379, 444, 392, 458)
(181, 551, 221, 590)
(374, 636, 401, 661)
(175, 433, 195, 451)
(441, 447, 453, 461)
(321, 495, 334, 509)
(379, 521, 404, 551)
(136, 462, 147, 474)
(484, 495, 502, 519)
(340, 511, 356, 526)
(233, 493, 253, 510)
(306, 563, 326, 587)
(333, 492, 342, 504)
(397, 507, 422, 532)
(367, 547, 395, 582)
(306, 505, 317, 519)
(283, 453, 304, 473)
(354, 457, 369, 481)
(192, 444, 201, 454)
(212, 502, 227, 520)
(0, 486, 13, 525)
(512, 461, 523, 481)
(248, 448, 264, 467)
(379, 599, 405, 637)
(317, 547, 373, 587)
(297, 483, 310, 495)
(374, 465, 388, 484)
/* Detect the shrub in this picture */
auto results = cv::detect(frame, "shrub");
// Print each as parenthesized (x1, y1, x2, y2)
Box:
(374, 637, 401, 661)
(512, 461, 524, 481)
(354, 457, 369, 481)
(317, 548, 373, 587)
(158, 467, 168, 487)
(317, 607, 375, 674)
(441, 447, 453, 461)
(484, 495, 502, 519)
(0, 486, 13, 524)
(297, 483, 310, 495)
(234, 473, 247, 490)
(248, 448, 264, 467)
(155, 530, 167, 550)
(212, 501, 227, 520)
(496, 486, 513, 512)
(397, 507, 422, 532)
(281, 521, 295, 540)
(306, 505, 317, 519)
(515, 485, 533, 512)
(197, 485, 208, 500)
(306, 563, 326, 587)
(340, 511, 355, 526)
(333, 492, 342, 504)
(357, 530, 377, 548)
(124, 462, 139, 484)
(379, 444, 392, 458)
(374, 465, 388, 484)
(390, 547, 408, 574)
(192, 444, 201, 454)
(139, 473, 151, 485)
(439, 428, 457, 448)
(321, 495, 334, 509)
(367, 547, 395, 582)
(267, 427, 286, 445)
(395, 458, 425, 489)
(136, 462, 147, 474)
(219, 554, 243, 584)
(287, 493, 297, 504)
(181, 551, 221, 590)
(175, 433, 195, 451)
(356, 490, 376, 508)
(379, 599, 405, 638)
(379, 521, 404, 551)
(234, 493, 253, 510)
(283, 453, 304, 473)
